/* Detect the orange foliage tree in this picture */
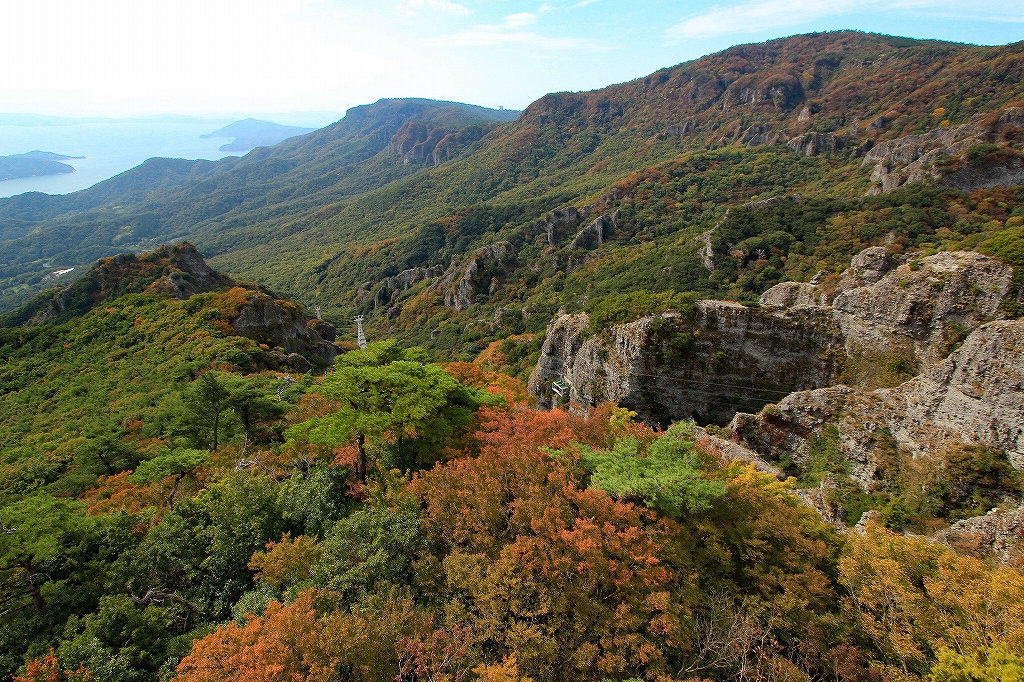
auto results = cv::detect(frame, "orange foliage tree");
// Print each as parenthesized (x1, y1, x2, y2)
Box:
(13, 652, 92, 682)
(176, 589, 431, 682)
(410, 405, 688, 681)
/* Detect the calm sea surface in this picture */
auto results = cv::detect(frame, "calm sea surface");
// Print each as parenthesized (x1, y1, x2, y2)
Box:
(0, 119, 243, 198)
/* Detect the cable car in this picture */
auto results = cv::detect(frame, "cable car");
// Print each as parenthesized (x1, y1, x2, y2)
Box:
(552, 379, 570, 398)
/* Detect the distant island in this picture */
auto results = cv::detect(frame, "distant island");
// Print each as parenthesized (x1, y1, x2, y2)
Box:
(0, 150, 82, 181)
(200, 118, 316, 152)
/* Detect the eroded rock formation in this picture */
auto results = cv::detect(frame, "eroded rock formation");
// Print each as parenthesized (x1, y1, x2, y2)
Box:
(530, 247, 1014, 427)
(432, 242, 517, 311)
(731, 320, 1024, 488)
(230, 292, 337, 366)
(864, 106, 1024, 193)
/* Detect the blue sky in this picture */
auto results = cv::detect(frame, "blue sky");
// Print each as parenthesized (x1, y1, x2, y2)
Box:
(1, 0, 1021, 120)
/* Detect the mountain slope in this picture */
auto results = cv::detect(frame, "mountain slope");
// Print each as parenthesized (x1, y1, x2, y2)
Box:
(0, 99, 519, 309)
(2, 32, 1023, 345)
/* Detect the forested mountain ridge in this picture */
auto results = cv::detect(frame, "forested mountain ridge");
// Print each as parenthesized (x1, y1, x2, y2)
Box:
(0, 99, 518, 310)
(2, 32, 1023, 327)
(2, 33, 1024, 680)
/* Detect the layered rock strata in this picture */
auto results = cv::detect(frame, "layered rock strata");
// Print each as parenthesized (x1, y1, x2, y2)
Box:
(530, 247, 1013, 426)
(730, 319, 1024, 488)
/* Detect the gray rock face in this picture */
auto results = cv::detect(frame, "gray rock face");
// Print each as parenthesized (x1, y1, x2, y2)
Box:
(541, 207, 583, 246)
(313, 321, 336, 342)
(664, 120, 695, 137)
(863, 106, 1024, 193)
(567, 212, 619, 250)
(528, 301, 844, 425)
(941, 157, 1024, 192)
(787, 132, 845, 156)
(848, 246, 895, 285)
(759, 281, 824, 308)
(433, 242, 517, 311)
(730, 319, 1024, 489)
(695, 426, 784, 479)
(739, 124, 785, 147)
(365, 265, 445, 314)
(865, 115, 888, 131)
(230, 292, 336, 366)
(890, 320, 1024, 467)
(159, 242, 226, 299)
(531, 247, 1015, 428)
(933, 505, 1024, 568)
(831, 251, 1012, 365)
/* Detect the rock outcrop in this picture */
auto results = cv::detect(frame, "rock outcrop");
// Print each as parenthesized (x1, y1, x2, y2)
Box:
(387, 120, 488, 166)
(231, 291, 337, 366)
(829, 250, 1012, 365)
(433, 242, 517, 311)
(739, 124, 785, 147)
(933, 505, 1024, 568)
(529, 301, 844, 425)
(17, 242, 232, 326)
(567, 212, 619, 250)
(787, 132, 845, 156)
(730, 319, 1024, 489)
(864, 106, 1024, 193)
(541, 207, 584, 246)
(369, 265, 445, 313)
(531, 247, 1014, 426)
(145, 242, 231, 300)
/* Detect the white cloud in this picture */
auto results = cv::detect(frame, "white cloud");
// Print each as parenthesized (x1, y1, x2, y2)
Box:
(503, 13, 539, 29)
(394, 0, 472, 19)
(427, 10, 593, 50)
(666, 0, 1024, 42)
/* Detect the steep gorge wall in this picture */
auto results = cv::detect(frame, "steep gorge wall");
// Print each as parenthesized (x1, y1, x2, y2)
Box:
(731, 319, 1024, 486)
(529, 302, 843, 425)
(530, 248, 1014, 426)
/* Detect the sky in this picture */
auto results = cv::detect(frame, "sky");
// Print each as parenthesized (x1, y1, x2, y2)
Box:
(1, 0, 1021, 121)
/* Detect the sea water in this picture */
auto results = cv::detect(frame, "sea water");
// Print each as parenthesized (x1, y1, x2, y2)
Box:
(0, 118, 243, 198)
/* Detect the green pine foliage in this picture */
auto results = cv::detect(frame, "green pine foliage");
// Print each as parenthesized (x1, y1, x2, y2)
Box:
(577, 422, 728, 517)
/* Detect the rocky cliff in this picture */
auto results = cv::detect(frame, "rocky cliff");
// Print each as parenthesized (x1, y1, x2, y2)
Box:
(528, 302, 843, 425)
(230, 291, 337, 369)
(864, 106, 1024, 193)
(432, 242, 518, 312)
(530, 246, 1014, 425)
(731, 319, 1024, 488)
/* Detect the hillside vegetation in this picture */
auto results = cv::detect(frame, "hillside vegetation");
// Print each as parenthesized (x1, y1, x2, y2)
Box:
(3, 32, 1024, 350)
(1, 245, 1021, 682)
(1, 31, 1024, 682)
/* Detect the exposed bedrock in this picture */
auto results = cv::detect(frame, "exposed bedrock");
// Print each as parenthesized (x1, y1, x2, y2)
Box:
(529, 301, 844, 425)
(529, 247, 1014, 427)
(730, 319, 1024, 489)
(231, 292, 337, 365)
(432, 241, 518, 311)
(863, 106, 1024, 193)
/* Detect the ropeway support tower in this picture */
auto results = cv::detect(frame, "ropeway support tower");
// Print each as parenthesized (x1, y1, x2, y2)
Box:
(354, 316, 367, 349)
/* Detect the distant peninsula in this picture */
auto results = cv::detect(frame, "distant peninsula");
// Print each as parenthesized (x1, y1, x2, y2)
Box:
(0, 151, 82, 181)
(200, 118, 316, 152)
